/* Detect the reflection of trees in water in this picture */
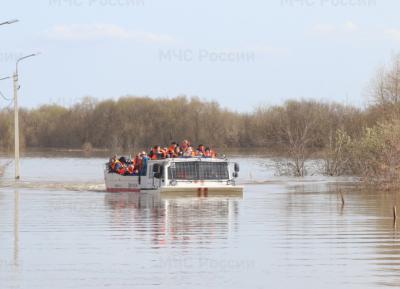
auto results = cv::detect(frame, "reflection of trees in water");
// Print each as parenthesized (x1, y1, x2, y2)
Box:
(104, 193, 240, 246)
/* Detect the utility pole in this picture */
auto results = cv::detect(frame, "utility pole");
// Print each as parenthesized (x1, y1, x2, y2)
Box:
(1, 18, 19, 177)
(14, 53, 39, 179)
(13, 72, 20, 179)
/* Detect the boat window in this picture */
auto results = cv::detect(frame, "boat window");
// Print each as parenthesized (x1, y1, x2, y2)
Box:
(168, 162, 229, 180)
(153, 164, 164, 179)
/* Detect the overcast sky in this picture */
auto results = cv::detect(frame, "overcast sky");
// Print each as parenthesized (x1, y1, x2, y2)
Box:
(1, 0, 400, 112)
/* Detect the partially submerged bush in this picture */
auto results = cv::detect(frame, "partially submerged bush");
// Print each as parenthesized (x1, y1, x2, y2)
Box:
(323, 129, 352, 176)
(349, 120, 400, 187)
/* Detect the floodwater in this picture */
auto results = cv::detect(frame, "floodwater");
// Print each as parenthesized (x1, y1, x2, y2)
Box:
(1, 156, 400, 289)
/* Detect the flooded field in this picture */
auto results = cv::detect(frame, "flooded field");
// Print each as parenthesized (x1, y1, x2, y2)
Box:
(1, 156, 400, 289)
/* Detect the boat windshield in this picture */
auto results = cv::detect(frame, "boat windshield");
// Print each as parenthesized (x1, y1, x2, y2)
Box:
(168, 161, 229, 180)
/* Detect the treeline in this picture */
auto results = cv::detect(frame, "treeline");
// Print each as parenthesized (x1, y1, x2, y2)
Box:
(0, 96, 366, 153)
(0, 54, 400, 183)
(0, 96, 244, 151)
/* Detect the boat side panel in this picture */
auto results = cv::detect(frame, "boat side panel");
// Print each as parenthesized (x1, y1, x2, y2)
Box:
(104, 172, 141, 191)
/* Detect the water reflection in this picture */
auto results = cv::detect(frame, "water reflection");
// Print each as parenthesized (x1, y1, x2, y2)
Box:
(104, 192, 241, 247)
(14, 190, 20, 268)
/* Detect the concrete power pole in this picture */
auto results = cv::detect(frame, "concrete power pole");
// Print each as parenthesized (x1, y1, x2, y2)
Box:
(13, 72, 20, 179)
(14, 53, 39, 180)
(0, 18, 20, 179)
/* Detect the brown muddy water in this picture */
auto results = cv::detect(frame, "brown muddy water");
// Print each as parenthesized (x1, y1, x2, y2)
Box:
(0, 156, 399, 289)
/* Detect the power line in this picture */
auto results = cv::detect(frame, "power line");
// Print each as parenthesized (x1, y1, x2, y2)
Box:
(5, 97, 13, 109)
(0, 90, 12, 101)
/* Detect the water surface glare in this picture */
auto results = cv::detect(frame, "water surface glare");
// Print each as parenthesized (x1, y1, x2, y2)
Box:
(1, 157, 400, 289)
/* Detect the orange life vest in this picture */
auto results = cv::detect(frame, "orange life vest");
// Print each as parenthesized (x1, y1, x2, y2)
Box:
(161, 149, 167, 158)
(127, 165, 135, 175)
(211, 150, 216, 158)
(168, 145, 176, 154)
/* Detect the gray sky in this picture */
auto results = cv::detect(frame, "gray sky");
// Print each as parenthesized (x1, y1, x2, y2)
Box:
(1, 0, 400, 111)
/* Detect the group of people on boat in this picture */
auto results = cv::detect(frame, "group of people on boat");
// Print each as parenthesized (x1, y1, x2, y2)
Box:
(108, 140, 217, 176)
(149, 140, 217, 160)
(108, 153, 148, 176)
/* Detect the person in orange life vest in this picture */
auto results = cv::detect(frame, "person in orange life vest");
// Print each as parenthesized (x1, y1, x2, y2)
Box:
(127, 164, 135, 175)
(114, 161, 126, 175)
(211, 149, 217, 158)
(196, 144, 206, 156)
(109, 155, 118, 172)
(162, 147, 168, 158)
(204, 147, 216, 158)
(168, 142, 178, 157)
(118, 167, 126, 175)
(149, 146, 163, 160)
(112, 157, 124, 173)
(132, 152, 145, 175)
(133, 154, 141, 172)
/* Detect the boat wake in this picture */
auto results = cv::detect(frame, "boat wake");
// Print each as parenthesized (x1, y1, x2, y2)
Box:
(0, 178, 356, 193)
(0, 179, 106, 192)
